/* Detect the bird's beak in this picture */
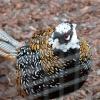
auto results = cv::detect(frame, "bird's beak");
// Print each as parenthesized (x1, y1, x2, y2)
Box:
(72, 23, 77, 29)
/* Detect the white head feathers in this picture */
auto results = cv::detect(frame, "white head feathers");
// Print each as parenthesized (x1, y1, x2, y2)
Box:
(48, 22, 80, 52)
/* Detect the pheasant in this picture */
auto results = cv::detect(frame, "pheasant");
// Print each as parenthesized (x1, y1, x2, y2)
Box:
(0, 21, 92, 99)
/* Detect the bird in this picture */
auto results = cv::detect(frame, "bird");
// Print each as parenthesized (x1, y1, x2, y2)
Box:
(0, 21, 92, 99)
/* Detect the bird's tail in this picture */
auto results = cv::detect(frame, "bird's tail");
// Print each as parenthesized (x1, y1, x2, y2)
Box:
(0, 29, 22, 59)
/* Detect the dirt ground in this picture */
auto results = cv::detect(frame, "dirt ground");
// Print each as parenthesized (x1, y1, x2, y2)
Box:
(0, 0, 100, 100)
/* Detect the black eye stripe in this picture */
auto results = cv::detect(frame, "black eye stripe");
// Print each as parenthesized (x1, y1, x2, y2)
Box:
(53, 32, 61, 39)
(52, 22, 74, 44)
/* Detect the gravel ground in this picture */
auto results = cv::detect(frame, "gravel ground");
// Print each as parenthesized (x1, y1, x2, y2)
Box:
(0, 0, 100, 100)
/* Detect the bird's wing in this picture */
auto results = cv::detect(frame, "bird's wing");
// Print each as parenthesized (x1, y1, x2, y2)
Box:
(80, 38, 91, 62)
(28, 28, 66, 75)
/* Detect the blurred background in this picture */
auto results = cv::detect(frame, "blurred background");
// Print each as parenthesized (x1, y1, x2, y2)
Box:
(0, 0, 100, 100)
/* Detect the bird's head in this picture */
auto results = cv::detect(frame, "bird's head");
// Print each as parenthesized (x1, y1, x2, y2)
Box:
(48, 21, 80, 52)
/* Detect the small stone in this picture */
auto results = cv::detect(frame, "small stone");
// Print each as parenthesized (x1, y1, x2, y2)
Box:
(13, 96, 26, 100)
(0, 75, 9, 84)
(79, 90, 86, 98)
(0, 0, 11, 4)
(0, 65, 9, 75)
(15, 3, 23, 9)
(93, 92, 100, 100)
(97, 70, 100, 75)
(29, 26, 37, 31)
(5, 87, 17, 97)
(0, 83, 7, 91)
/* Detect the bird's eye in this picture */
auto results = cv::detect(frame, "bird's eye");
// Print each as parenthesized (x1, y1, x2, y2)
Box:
(64, 32, 68, 38)
(64, 33, 70, 41)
